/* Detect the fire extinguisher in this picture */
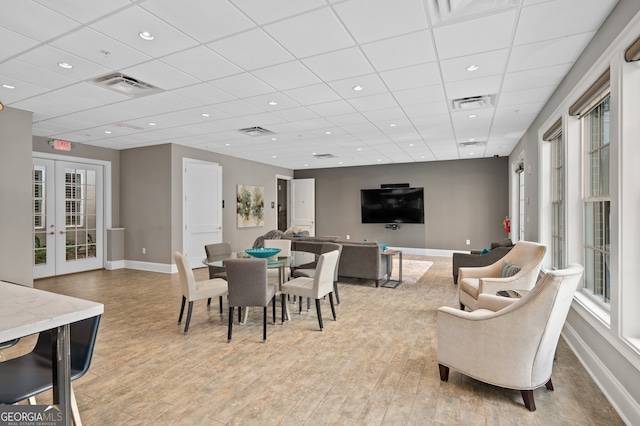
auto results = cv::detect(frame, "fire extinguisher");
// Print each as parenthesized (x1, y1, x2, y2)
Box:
(503, 216, 510, 233)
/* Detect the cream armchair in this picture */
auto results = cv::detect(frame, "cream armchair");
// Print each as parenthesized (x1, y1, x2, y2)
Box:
(438, 264, 584, 411)
(458, 241, 546, 311)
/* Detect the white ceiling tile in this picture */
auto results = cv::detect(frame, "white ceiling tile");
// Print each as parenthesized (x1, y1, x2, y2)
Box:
(122, 60, 200, 90)
(394, 84, 446, 107)
(334, 0, 429, 44)
(362, 107, 407, 122)
(306, 100, 357, 117)
(379, 63, 441, 91)
(0, 27, 39, 58)
(266, 107, 316, 123)
(209, 73, 276, 99)
(0, 79, 50, 104)
(264, 8, 355, 58)
(50, 28, 153, 71)
(110, 98, 172, 118)
(325, 113, 369, 127)
(0, 2, 79, 41)
(440, 49, 509, 83)
(403, 101, 450, 118)
(361, 31, 435, 72)
(230, 0, 325, 25)
(172, 83, 236, 106)
(252, 61, 321, 91)
(444, 75, 502, 100)
(514, 0, 617, 45)
(212, 99, 265, 117)
(433, 10, 517, 59)
(507, 33, 594, 73)
(302, 47, 374, 82)
(0, 60, 77, 90)
(140, 0, 255, 43)
(498, 86, 555, 107)
(90, 6, 199, 57)
(160, 46, 243, 82)
(328, 74, 387, 99)
(501, 63, 572, 92)
(284, 83, 341, 105)
(209, 29, 294, 71)
(347, 92, 398, 112)
(137, 92, 201, 111)
(17, 45, 111, 81)
(33, 0, 131, 24)
(12, 96, 80, 118)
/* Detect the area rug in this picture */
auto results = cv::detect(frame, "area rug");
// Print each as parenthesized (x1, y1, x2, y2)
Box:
(381, 258, 433, 288)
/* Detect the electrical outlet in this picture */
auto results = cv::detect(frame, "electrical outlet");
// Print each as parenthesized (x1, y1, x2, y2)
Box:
(142, 247, 146, 254)
(466, 240, 470, 245)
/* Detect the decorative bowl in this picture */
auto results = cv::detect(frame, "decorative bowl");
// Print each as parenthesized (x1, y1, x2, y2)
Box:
(245, 247, 281, 258)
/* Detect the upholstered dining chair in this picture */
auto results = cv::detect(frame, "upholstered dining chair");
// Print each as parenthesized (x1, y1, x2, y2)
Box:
(458, 241, 546, 311)
(264, 238, 292, 282)
(224, 258, 278, 342)
(204, 242, 232, 307)
(437, 264, 584, 411)
(174, 251, 228, 334)
(280, 250, 340, 331)
(291, 242, 343, 305)
(0, 315, 101, 425)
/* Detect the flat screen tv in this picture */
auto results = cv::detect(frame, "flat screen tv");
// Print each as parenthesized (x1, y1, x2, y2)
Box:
(361, 187, 424, 224)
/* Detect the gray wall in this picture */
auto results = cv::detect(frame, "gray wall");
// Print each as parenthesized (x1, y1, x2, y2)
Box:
(32, 136, 121, 227)
(119, 143, 293, 265)
(0, 107, 33, 286)
(295, 157, 509, 251)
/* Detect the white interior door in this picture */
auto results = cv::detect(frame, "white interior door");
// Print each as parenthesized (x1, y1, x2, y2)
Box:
(291, 178, 315, 236)
(183, 159, 222, 266)
(33, 159, 104, 278)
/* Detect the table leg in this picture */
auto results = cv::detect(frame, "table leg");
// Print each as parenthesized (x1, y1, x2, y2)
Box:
(398, 251, 402, 283)
(52, 324, 72, 426)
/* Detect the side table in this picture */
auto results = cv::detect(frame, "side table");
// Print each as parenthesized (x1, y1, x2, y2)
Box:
(381, 249, 403, 288)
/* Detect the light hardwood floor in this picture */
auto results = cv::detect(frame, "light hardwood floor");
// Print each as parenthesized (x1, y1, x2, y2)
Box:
(3, 256, 623, 425)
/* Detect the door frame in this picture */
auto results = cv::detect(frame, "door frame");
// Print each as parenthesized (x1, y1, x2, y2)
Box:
(33, 152, 113, 273)
(275, 174, 292, 230)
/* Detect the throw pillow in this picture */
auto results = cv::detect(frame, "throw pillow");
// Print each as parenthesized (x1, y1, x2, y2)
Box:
(480, 248, 490, 255)
(500, 260, 521, 278)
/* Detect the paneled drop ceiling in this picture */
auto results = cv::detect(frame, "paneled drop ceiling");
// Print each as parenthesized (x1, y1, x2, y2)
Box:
(0, 0, 618, 169)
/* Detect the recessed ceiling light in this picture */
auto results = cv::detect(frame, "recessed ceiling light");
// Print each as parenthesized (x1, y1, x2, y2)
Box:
(271, 137, 277, 141)
(272, 155, 277, 158)
(469, 138, 475, 141)
(58, 62, 73, 69)
(377, 159, 382, 162)
(312, 152, 317, 155)
(268, 101, 277, 106)
(357, 148, 362, 151)
(225, 143, 230, 146)
(466, 65, 479, 71)
(468, 114, 476, 118)
(139, 31, 154, 41)
(201, 113, 210, 117)
(304, 164, 309, 167)
(148, 122, 156, 126)
(469, 152, 475, 155)
(338, 162, 343, 165)
(390, 123, 397, 127)
(325, 131, 331, 135)
(409, 143, 414, 147)
(420, 156, 425, 159)
(2, 84, 15, 89)
(105, 130, 111, 134)
(352, 85, 364, 91)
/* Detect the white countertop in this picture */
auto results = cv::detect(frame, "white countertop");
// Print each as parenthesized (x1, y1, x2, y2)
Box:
(0, 281, 104, 342)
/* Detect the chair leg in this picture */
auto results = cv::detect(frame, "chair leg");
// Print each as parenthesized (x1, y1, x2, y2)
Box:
(281, 294, 286, 324)
(219, 296, 223, 315)
(272, 296, 276, 324)
(184, 301, 194, 333)
(438, 364, 449, 381)
(375, 279, 379, 287)
(521, 390, 536, 411)
(316, 299, 323, 331)
(263, 306, 267, 342)
(328, 293, 336, 320)
(459, 302, 465, 310)
(334, 280, 340, 304)
(207, 298, 211, 307)
(299, 296, 303, 314)
(545, 379, 554, 391)
(227, 307, 234, 342)
(178, 296, 186, 324)
(307, 297, 310, 311)
(238, 306, 242, 322)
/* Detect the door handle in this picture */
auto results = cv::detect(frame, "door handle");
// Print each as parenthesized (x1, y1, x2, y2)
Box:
(59, 231, 65, 234)
(48, 232, 55, 235)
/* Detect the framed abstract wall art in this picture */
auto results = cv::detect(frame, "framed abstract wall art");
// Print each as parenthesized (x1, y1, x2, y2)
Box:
(237, 184, 264, 228)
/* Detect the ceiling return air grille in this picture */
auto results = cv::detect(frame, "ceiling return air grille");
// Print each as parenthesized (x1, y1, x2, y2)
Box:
(427, 0, 519, 24)
(458, 141, 485, 148)
(451, 94, 495, 111)
(313, 153, 336, 159)
(92, 73, 162, 97)
(237, 126, 275, 136)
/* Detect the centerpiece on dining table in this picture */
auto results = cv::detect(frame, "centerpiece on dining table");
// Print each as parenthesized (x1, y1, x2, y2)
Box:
(245, 247, 281, 258)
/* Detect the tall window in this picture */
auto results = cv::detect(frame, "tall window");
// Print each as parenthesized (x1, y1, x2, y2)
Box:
(551, 131, 564, 269)
(518, 167, 525, 241)
(583, 96, 610, 304)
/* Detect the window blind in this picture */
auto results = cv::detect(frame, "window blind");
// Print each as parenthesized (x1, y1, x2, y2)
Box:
(542, 118, 562, 142)
(568, 69, 610, 117)
(625, 35, 640, 62)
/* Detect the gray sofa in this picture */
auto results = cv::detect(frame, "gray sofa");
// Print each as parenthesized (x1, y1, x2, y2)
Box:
(452, 238, 514, 284)
(287, 236, 390, 287)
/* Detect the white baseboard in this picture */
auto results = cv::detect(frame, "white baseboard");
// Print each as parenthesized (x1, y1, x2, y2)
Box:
(562, 323, 640, 426)
(124, 260, 176, 274)
(104, 260, 125, 270)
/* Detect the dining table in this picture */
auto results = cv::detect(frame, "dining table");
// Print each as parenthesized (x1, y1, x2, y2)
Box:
(203, 250, 316, 322)
(0, 280, 104, 426)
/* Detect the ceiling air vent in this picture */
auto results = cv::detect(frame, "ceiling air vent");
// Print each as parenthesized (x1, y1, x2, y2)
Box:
(313, 153, 336, 159)
(426, 0, 519, 24)
(92, 73, 162, 97)
(458, 141, 485, 148)
(451, 94, 495, 111)
(237, 126, 275, 136)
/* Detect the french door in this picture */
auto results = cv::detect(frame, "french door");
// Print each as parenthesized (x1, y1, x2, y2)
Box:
(33, 158, 104, 278)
